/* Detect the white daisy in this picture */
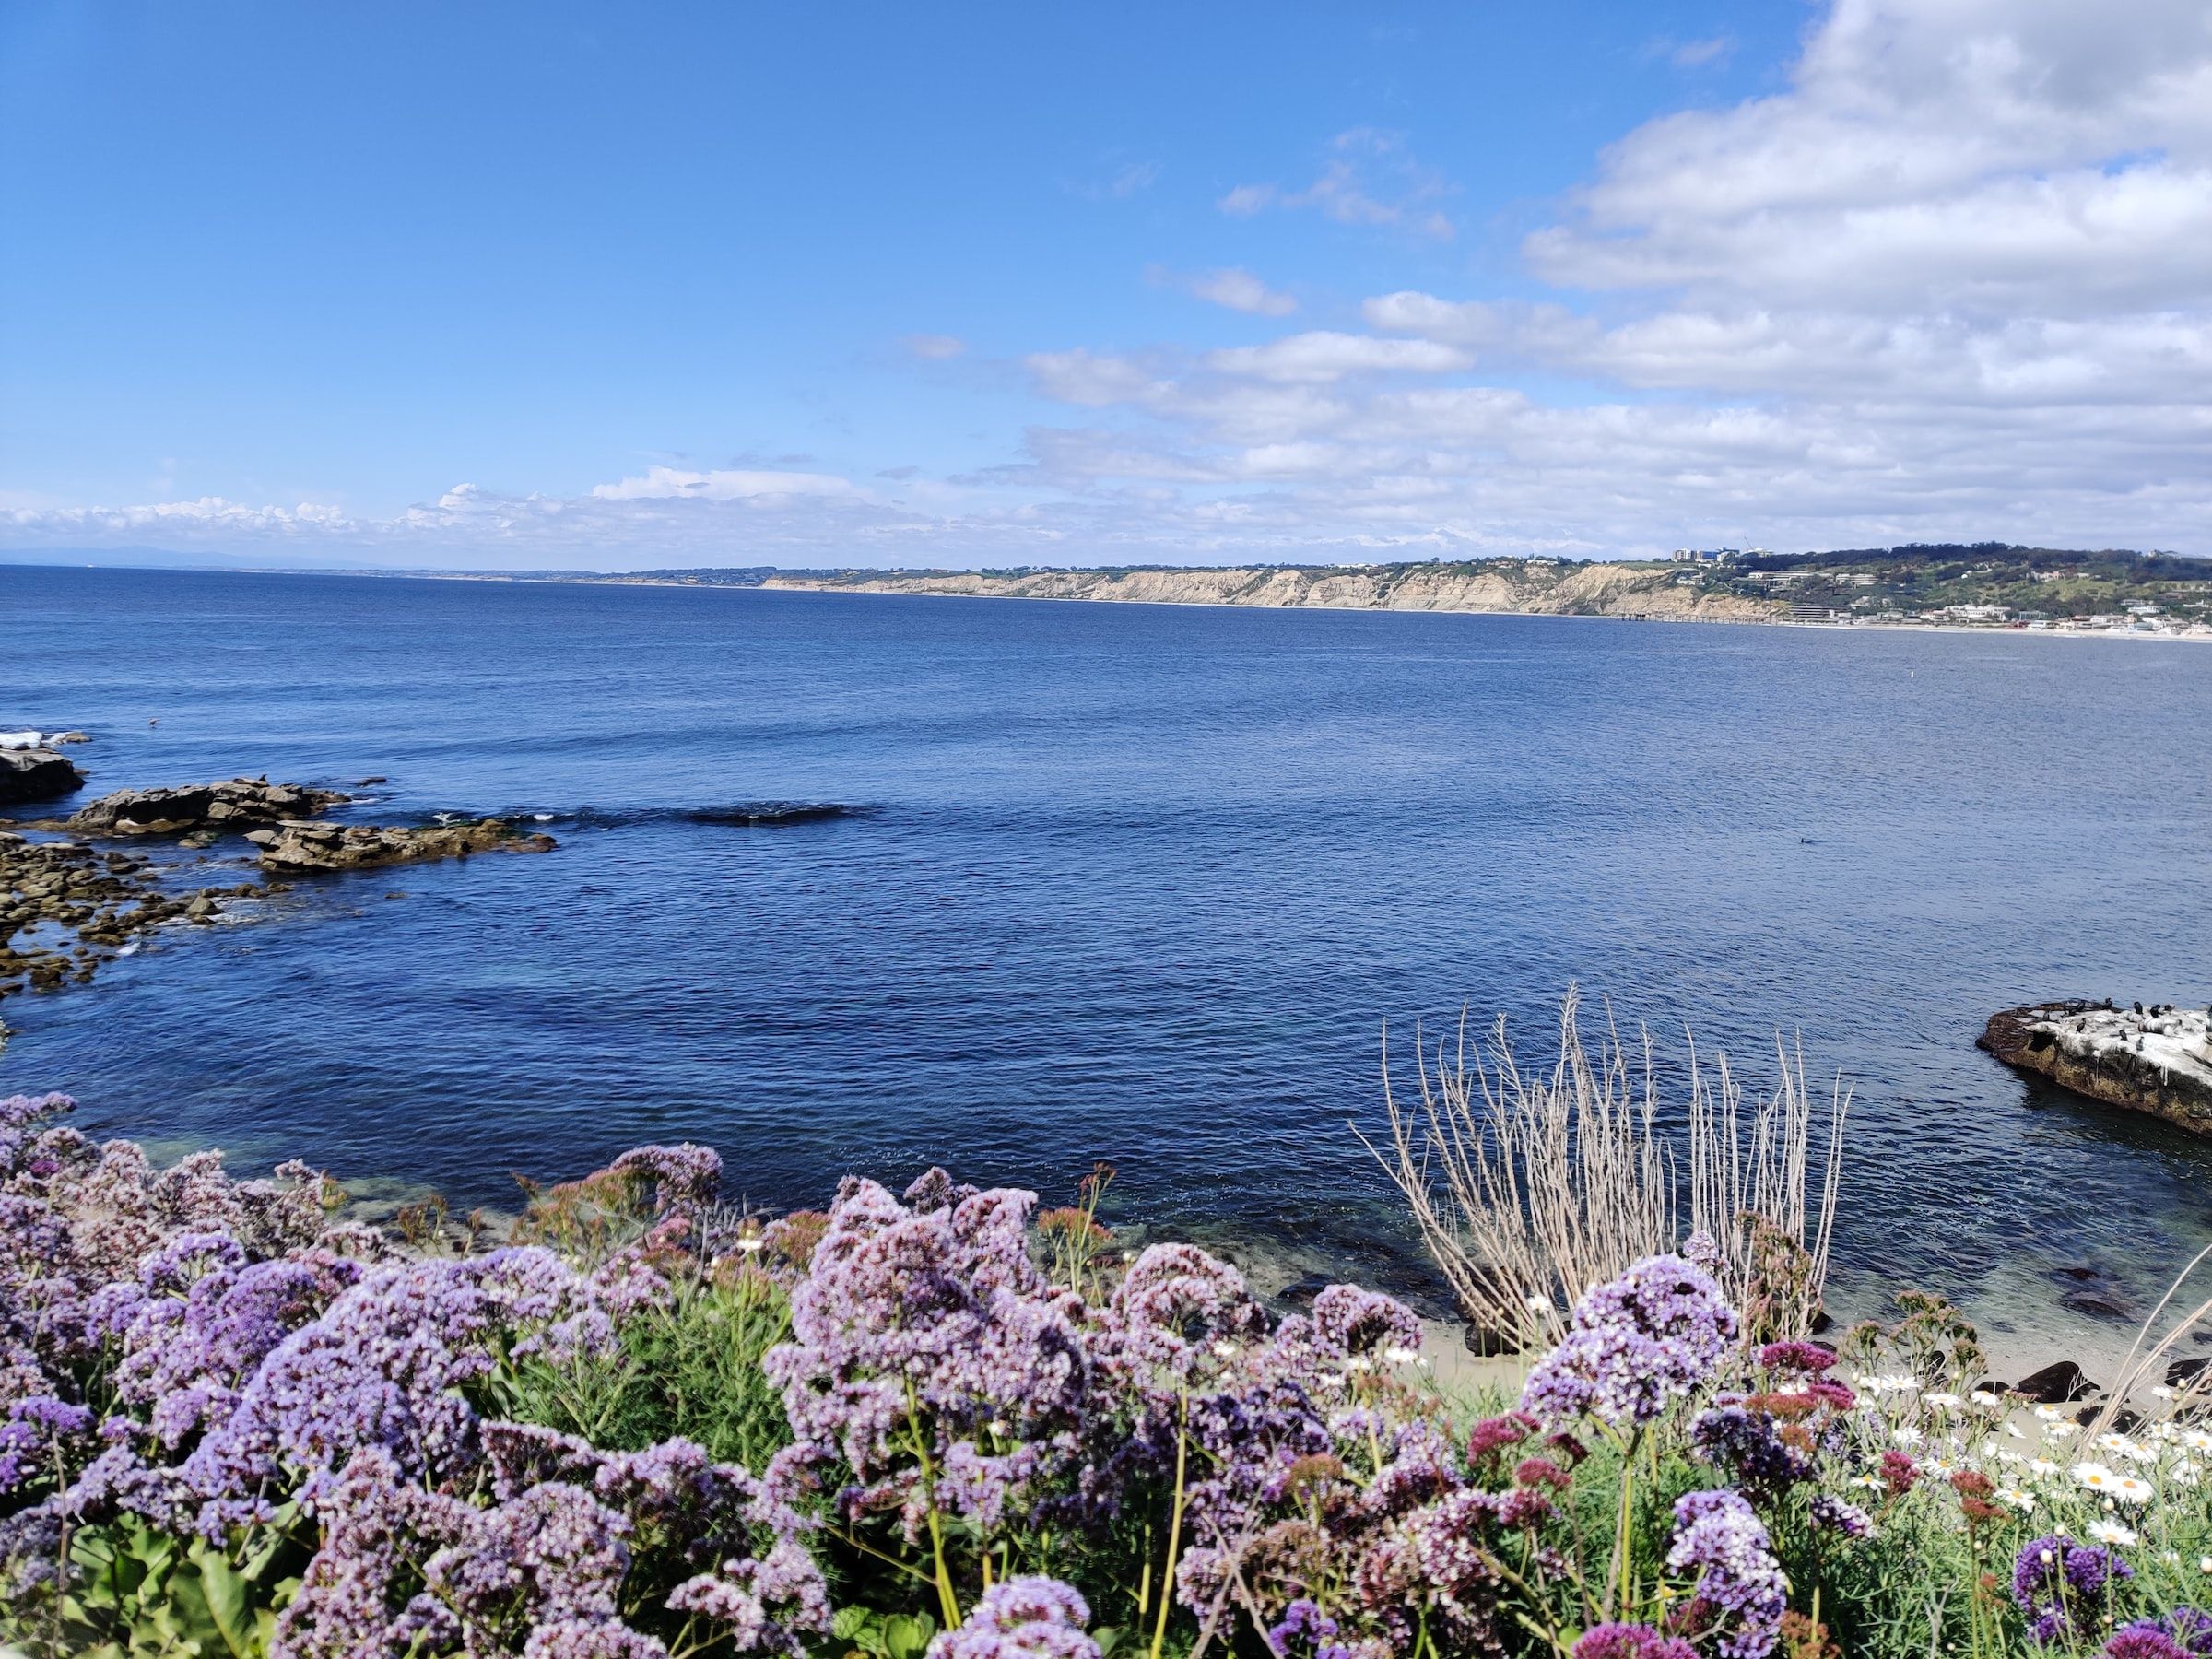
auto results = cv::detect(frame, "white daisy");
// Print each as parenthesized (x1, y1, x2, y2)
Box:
(2089, 1517, 2139, 1547)
(2185, 1430, 2212, 1453)
(1997, 1487, 2036, 1512)
(1893, 1426, 1925, 1447)
(1924, 1392, 1962, 1410)
(2034, 1405, 2064, 1421)
(1971, 1389, 2004, 1407)
(2074, 1462, 2118, 1491)
(2045, 1421, 2080, 1441)
(2107, 1474, 2156, 1506)
(2030, 1457, 2062, 1477)
(1382, 1345, 1418, 1365)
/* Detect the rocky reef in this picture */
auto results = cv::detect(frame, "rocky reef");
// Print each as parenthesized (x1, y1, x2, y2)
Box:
(1981, 1000, 2212, 1133)
(0, 831, 256, 998)
(248, 817, 556, 871)
(65, 776, 348, 838)
(0, 747, 86, 806)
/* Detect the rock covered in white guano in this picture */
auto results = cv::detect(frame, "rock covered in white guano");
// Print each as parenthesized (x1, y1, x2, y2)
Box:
(1981, 1000, 2212, 1134)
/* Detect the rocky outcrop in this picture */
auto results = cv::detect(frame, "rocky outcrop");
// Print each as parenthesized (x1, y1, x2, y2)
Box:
(1981, 1001, 2212, 1134)
(249, 818, 556, 872)
(763, 561, 1784, 624)
(66, 777, 348, 836)
(1, 831, 253, 998)
(0, 748, 86, 806)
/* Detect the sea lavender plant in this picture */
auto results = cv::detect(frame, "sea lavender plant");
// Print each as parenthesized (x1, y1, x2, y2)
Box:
(1689, 1401, 1814, 1497)
(2107, 1610, 2212, 1659)
(1523, 1250, 1739, 1430)
(2013, 1534, 2135, 1645)
(1575, 1623, 1700, 1659)
(928, 1575, 1101, 1659)
(762, 1171, 1090, 1621)
(1665, 1488, 1788, 1659)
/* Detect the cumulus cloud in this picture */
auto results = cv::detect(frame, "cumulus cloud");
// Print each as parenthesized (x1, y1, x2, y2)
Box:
(1176, 266, 1298, 316)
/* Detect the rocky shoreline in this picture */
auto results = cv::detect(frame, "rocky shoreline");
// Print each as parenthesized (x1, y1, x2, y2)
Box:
(2, 747, 559, 1001)
(1981, 999, 2212, 1134)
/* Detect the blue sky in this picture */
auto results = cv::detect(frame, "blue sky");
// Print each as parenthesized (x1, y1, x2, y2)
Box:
(5, 1, 2209, 569)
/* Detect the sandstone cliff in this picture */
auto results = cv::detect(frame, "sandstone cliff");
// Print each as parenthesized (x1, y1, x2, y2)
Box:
(761, 562, 1783, 624)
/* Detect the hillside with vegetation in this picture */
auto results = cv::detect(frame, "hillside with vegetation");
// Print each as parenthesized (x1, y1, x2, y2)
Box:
(528, 544, 2212, 636)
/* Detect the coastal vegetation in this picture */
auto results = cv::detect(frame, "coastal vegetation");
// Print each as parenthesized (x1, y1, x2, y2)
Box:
(9, 1008, 2212, 1659)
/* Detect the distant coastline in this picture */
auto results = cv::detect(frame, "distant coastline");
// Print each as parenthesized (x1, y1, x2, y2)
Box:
(11, 547, 2212, 641)
(496, 545, 2212, 643)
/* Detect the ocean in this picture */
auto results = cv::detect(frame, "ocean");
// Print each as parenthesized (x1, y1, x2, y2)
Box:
(5, 564, 2208, 1366)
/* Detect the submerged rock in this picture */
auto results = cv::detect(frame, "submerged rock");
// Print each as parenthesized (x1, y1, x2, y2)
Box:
(1980, 1000, 2212, 1135)
(250, 817, 556, 872)
(0, 747, 86, 806)
(67, 776, 348, 836)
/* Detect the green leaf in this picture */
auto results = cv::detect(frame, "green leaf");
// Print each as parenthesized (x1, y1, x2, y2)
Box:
(188, 1544, 260, 1659)
(832, 1605, 878, 1642)
(884, 1610, 937, 1659)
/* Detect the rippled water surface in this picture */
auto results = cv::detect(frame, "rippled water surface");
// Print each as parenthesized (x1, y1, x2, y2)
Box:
(5, 566, 2208, 1360)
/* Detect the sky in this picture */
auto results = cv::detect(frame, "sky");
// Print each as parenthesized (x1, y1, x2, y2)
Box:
(3, 0, 2208, 571)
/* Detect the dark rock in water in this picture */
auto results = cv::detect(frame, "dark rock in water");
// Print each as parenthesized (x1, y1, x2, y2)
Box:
(253, 818, 556, 872)
(2014, 1359, 2098, 1403)
(357, 775, 387, 785)
(688, 803, 857, 826)
(67, 776, 348, 836)
(1981, 1001, 2212, 1135)
(2167, 1356, 2212, 1390)
(0, 748, 85, 805)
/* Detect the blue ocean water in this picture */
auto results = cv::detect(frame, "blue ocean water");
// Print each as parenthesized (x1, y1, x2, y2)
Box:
(5, 565, 2209, 1354)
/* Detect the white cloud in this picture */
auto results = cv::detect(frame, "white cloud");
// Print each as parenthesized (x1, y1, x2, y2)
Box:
(589, 465, 857, 502)
(901, 334, 967, 360)
(1184, 267, 1297, 316)
(1204, 332, 1470, 383)
(1218, 128, 1456, 241)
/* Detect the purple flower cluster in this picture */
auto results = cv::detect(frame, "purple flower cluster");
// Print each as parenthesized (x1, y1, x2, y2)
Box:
(929, 1576, 1101, 1659)
(763, 1171, 1092, 1540)
(2108, 1610, 2212, 1659)
(1575, 1623, 1699, 1659)
(1666, 1489, 1788, 1659)
(1523, 1252, 1739, 1429)
(2014, 1534, 2136, 1645)
(1808, 1493, 1873, 1538)
(1689, 1402, 1812, 1496)
(270, 1430, 828, 1659)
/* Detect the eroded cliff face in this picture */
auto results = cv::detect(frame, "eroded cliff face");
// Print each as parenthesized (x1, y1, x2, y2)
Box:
(760, 563, 1782, 623)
